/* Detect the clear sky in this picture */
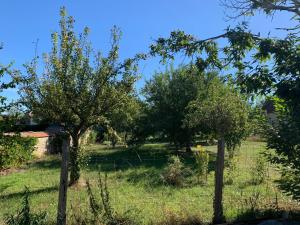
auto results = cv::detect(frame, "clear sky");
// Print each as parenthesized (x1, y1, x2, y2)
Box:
(0, 0, 294, 102)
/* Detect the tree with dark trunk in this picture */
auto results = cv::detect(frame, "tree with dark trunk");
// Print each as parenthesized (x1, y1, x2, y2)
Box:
(20, 7, 145, 186)
(185, 77, 248, 223)
(141, 65, 216, 150)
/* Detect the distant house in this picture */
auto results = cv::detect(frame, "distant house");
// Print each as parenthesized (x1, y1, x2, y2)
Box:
(4, 112, 92, 157)
(20, 131, 54, 157)
(3, 112, 64, 157)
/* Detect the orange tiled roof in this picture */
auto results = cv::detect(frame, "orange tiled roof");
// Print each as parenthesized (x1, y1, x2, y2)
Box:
(20, 131, 52, 138)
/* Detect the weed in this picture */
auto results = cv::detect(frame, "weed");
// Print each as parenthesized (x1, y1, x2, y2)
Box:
(251, 156, 268, 185)
(4, 187, 47, 225)
(161, 155, 190, 187)
(194, 146, 209, 185)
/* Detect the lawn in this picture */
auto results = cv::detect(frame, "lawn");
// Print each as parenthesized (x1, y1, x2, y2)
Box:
(0, 141, 298, 224)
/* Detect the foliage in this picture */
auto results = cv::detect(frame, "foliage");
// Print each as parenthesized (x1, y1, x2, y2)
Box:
(109, 95, 142, 145)
(0, 135, 37, 170)
(194, 145, 209, 184)
(104, 127, 121, 148)
(250, 155, 268, 185)
(150, 2, 300, 203)
(264, 97, 300, 200)
(86, 130, 98, 145)
(185, 77, 249, 223)
(185, 77, 249, 150)
(142, 65, 217, 150)
(20, 7, 145, 184)
(247, 104, 268, 138)
(225, 152, 238, 185)
(161, 155, 191, 187)
(5, 187, 47, 225)
(221, 0, 300, 28)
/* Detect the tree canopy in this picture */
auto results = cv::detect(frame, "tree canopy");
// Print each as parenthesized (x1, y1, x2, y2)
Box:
(142, 65, 217, 150)
(20, 7, 145, 185)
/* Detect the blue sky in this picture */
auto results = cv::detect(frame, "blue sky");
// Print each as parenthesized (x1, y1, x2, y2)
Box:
(0, 0, 294, 102)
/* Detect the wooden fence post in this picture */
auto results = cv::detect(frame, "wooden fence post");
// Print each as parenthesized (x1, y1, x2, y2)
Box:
(57, 136, 70, 225)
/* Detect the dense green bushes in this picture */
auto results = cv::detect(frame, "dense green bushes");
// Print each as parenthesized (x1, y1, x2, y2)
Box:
(0, 135, 37, 170)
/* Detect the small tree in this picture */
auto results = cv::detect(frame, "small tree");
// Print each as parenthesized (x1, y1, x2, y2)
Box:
(185, 77, 248, 223)
(21, 8, 144, 186)
(109, 95, 142, 145)
(142, 65, 217, 151)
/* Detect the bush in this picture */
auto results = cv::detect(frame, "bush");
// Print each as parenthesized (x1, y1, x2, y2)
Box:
(161, 155, 191, 187)
(86, 130, 98, 145)
(0, 135, 37, 170)
(225, 150, 238, 185)
(250, 156, 268, 185)
(5, 187, 47, 225)
(194, 145, 209, 185)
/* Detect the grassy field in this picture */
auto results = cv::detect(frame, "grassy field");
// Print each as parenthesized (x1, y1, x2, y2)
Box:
(0, 141, 298, 224)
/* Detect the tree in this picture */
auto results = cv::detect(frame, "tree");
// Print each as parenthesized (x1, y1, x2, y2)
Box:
(109, 94, 142, 145)
(150, 0, 300, 206)
(142, 65, 216, 151)
(222, 0, 300, 201)
(264, 97, 300, 200)
(20, 7, 145, 186)
(221, 0, 300, 27)
(185, 77, 249, 223)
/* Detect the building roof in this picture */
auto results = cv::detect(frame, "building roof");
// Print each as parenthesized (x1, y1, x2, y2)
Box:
(20, 131, 52, 138)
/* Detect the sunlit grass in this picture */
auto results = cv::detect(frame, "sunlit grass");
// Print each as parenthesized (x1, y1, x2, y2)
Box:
(0, 141, 297, 224)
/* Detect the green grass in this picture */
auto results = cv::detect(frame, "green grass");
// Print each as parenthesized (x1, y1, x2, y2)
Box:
(0, 141, 298, 224)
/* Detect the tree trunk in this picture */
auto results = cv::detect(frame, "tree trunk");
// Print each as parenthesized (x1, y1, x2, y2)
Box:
(213, 137, 225, 224)
(69, 135, 80, 186)
(57, 137, 70, 225)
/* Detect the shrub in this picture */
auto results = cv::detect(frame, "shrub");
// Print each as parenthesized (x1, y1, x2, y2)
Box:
(225, 150, 238, 185)
(87, 130, 98, 145)
(0, 135, 37, 170)
(250, 156, 268, 185)
(161, 155, 192, 187)
(5, 187, 47, 225)
(194, 145, 209, 185)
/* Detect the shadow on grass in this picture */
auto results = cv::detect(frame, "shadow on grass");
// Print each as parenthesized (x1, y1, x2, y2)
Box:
(30, 158, 61, 170)
(0, 186, 57, 201)
(233, 208, 300, 223)
(86, 144, 218, 188)
(0, 182, 14, 193)
(26, 143, 219, 188)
